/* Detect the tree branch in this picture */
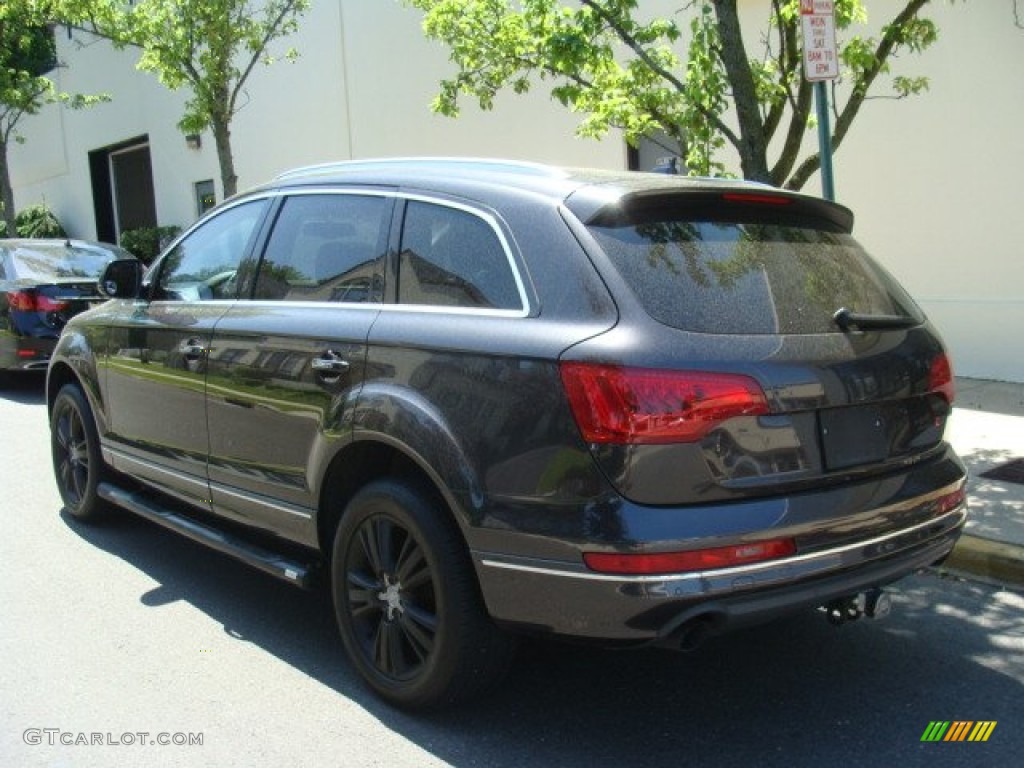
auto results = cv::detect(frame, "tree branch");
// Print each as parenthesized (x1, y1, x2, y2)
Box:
(712, 0, 770, 181)
(580, 0, 738, 152)
(229, 0, 300, 116)
(763, 3, 801, 144)
(579, 0, 686, 92)
(61, 21, 139, 50)
(770, 76, 812, 185)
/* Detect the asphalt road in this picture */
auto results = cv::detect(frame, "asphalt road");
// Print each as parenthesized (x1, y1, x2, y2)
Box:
(2, 372, 1022, 768)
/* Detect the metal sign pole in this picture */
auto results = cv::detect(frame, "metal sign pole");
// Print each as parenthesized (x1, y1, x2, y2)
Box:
(815, 81, 836, 201)
(801, 0, 839, 201)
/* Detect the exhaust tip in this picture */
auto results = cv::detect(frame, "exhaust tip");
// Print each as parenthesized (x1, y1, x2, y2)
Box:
(673, 616, 720, 651)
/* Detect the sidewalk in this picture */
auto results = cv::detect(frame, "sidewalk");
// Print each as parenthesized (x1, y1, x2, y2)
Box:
(942, 378, 1024, 589)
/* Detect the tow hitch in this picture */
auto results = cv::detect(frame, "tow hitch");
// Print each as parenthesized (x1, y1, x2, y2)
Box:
(823, 589, 892, 625)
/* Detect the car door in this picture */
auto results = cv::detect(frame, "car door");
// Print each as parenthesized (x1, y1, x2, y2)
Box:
(204, 190, 391, 544)
(102, 198, 270, 510)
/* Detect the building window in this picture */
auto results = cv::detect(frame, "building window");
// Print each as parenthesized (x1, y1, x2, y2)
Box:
(195, 180, 216, 217)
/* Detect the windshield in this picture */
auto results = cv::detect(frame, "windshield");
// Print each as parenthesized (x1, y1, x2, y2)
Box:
(589, 220, 924, 335)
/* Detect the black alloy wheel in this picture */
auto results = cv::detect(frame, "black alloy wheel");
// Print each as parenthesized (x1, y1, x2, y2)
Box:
(51, 384, 109, 521)
(331, 479, 513, 709)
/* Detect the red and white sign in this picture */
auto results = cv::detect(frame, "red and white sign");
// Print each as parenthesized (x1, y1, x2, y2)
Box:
(801, 0, 839, 82)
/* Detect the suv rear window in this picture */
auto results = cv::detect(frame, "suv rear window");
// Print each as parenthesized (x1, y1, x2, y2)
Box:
(589, 219, 924, 335)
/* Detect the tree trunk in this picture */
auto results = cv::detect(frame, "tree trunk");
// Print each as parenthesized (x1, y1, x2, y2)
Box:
(0, 140, 17, 237)
(212, 117, 238, 199)
(712, 0, 771, 183)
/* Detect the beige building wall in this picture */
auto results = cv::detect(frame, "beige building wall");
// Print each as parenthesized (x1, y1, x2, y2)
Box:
(827, 3, 1024, 384)
(8, 1, 1023, 381)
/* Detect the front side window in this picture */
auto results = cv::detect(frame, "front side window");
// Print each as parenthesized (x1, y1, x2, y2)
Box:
(397, 201, 522, 311)
(156, 199, 267, 301)
(253, 193, 387, 303)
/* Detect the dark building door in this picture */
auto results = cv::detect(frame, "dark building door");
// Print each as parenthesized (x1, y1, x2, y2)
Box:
(89, 136, 158, 243)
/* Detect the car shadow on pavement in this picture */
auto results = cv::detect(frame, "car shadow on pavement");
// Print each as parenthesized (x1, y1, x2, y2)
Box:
(0, 371, 46, 404)
(60, 508, 1024, 767)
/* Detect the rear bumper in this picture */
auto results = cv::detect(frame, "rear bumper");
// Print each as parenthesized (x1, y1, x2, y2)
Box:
(473, 490, 966, 644)
(1, 336, 54, 370)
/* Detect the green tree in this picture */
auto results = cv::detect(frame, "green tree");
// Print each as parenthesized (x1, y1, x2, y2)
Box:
(1, 0, 106, 236)
(406, 0, 950, 188)
(60, 0, 310, 197)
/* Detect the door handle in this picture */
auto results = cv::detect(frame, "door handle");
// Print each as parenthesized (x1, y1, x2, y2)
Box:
(182, 339, 207, 359)
(311, 353, 350, 375)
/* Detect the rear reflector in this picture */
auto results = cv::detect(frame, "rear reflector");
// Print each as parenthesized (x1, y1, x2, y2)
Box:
(928, 353, 955, 403)
(559, 363, 769, 444)
(584, 538, 797, 575)
(933, 487, 966, 517)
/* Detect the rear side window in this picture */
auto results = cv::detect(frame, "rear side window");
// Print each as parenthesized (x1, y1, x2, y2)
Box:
(253, 193, 387, 303)
(589, 219, 923, 335)
(397, 201, 522, 311)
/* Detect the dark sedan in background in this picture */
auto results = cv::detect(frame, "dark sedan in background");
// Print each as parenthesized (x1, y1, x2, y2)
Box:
(1, 238, 135, 371)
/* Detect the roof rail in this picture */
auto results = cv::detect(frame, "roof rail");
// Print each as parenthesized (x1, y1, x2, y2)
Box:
(274, 157, 565, 181)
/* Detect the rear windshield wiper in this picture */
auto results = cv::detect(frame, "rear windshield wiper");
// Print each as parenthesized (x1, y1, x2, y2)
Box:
(833, 307, 917, 332)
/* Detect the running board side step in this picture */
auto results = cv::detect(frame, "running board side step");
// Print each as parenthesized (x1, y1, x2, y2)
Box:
(98, 482, 315, 588)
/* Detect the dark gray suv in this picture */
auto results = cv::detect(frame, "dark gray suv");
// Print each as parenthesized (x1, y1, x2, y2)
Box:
(47, 159, 967, 708)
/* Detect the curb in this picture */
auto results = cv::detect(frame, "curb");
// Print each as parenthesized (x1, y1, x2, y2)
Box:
(940, 534, 1024, 590)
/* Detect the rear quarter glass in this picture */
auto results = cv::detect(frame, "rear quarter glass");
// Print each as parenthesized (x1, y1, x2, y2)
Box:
(588, 218, 924, 336)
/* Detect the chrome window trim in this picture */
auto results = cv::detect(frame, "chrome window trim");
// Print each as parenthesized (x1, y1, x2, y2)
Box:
(157, 192, 279, 262)
(159, 186, 532, 318)
(397, 192, 530, 316)
(234, 298, 525, 319)
(258, 187, 531, 317)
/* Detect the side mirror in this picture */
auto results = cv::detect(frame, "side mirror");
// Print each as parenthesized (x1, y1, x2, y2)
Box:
(98, 259, 144, 299)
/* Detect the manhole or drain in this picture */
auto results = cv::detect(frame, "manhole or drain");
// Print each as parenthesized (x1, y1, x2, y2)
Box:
(979, 458, 1024, 485)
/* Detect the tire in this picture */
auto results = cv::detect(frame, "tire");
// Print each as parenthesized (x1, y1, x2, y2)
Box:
(331, 479, 514, 709)
(51, 383, 111, 521)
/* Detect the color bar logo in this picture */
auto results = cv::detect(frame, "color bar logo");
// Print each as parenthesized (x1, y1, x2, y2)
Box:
(921, 721, 997, 742)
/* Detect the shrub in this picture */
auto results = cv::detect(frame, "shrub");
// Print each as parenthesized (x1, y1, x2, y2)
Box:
(15, 204, 67, 238)
(120, 225, 181, 264)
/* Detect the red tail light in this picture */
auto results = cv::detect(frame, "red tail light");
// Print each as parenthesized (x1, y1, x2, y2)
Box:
(37, 295, 71, 312)
(559, 363, 769, 444)
(928, 353, 955, 404)
(6, 290, 69, 313)
(7, 290, 37, 311)
(584, 538, 797, 575)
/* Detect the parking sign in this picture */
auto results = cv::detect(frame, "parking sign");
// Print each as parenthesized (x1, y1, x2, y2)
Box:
(802, 0, 839, 81)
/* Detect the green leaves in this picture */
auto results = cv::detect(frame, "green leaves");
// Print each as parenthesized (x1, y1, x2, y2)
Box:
(56, 1, 310, 196)
(409, 0, 949, 189)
